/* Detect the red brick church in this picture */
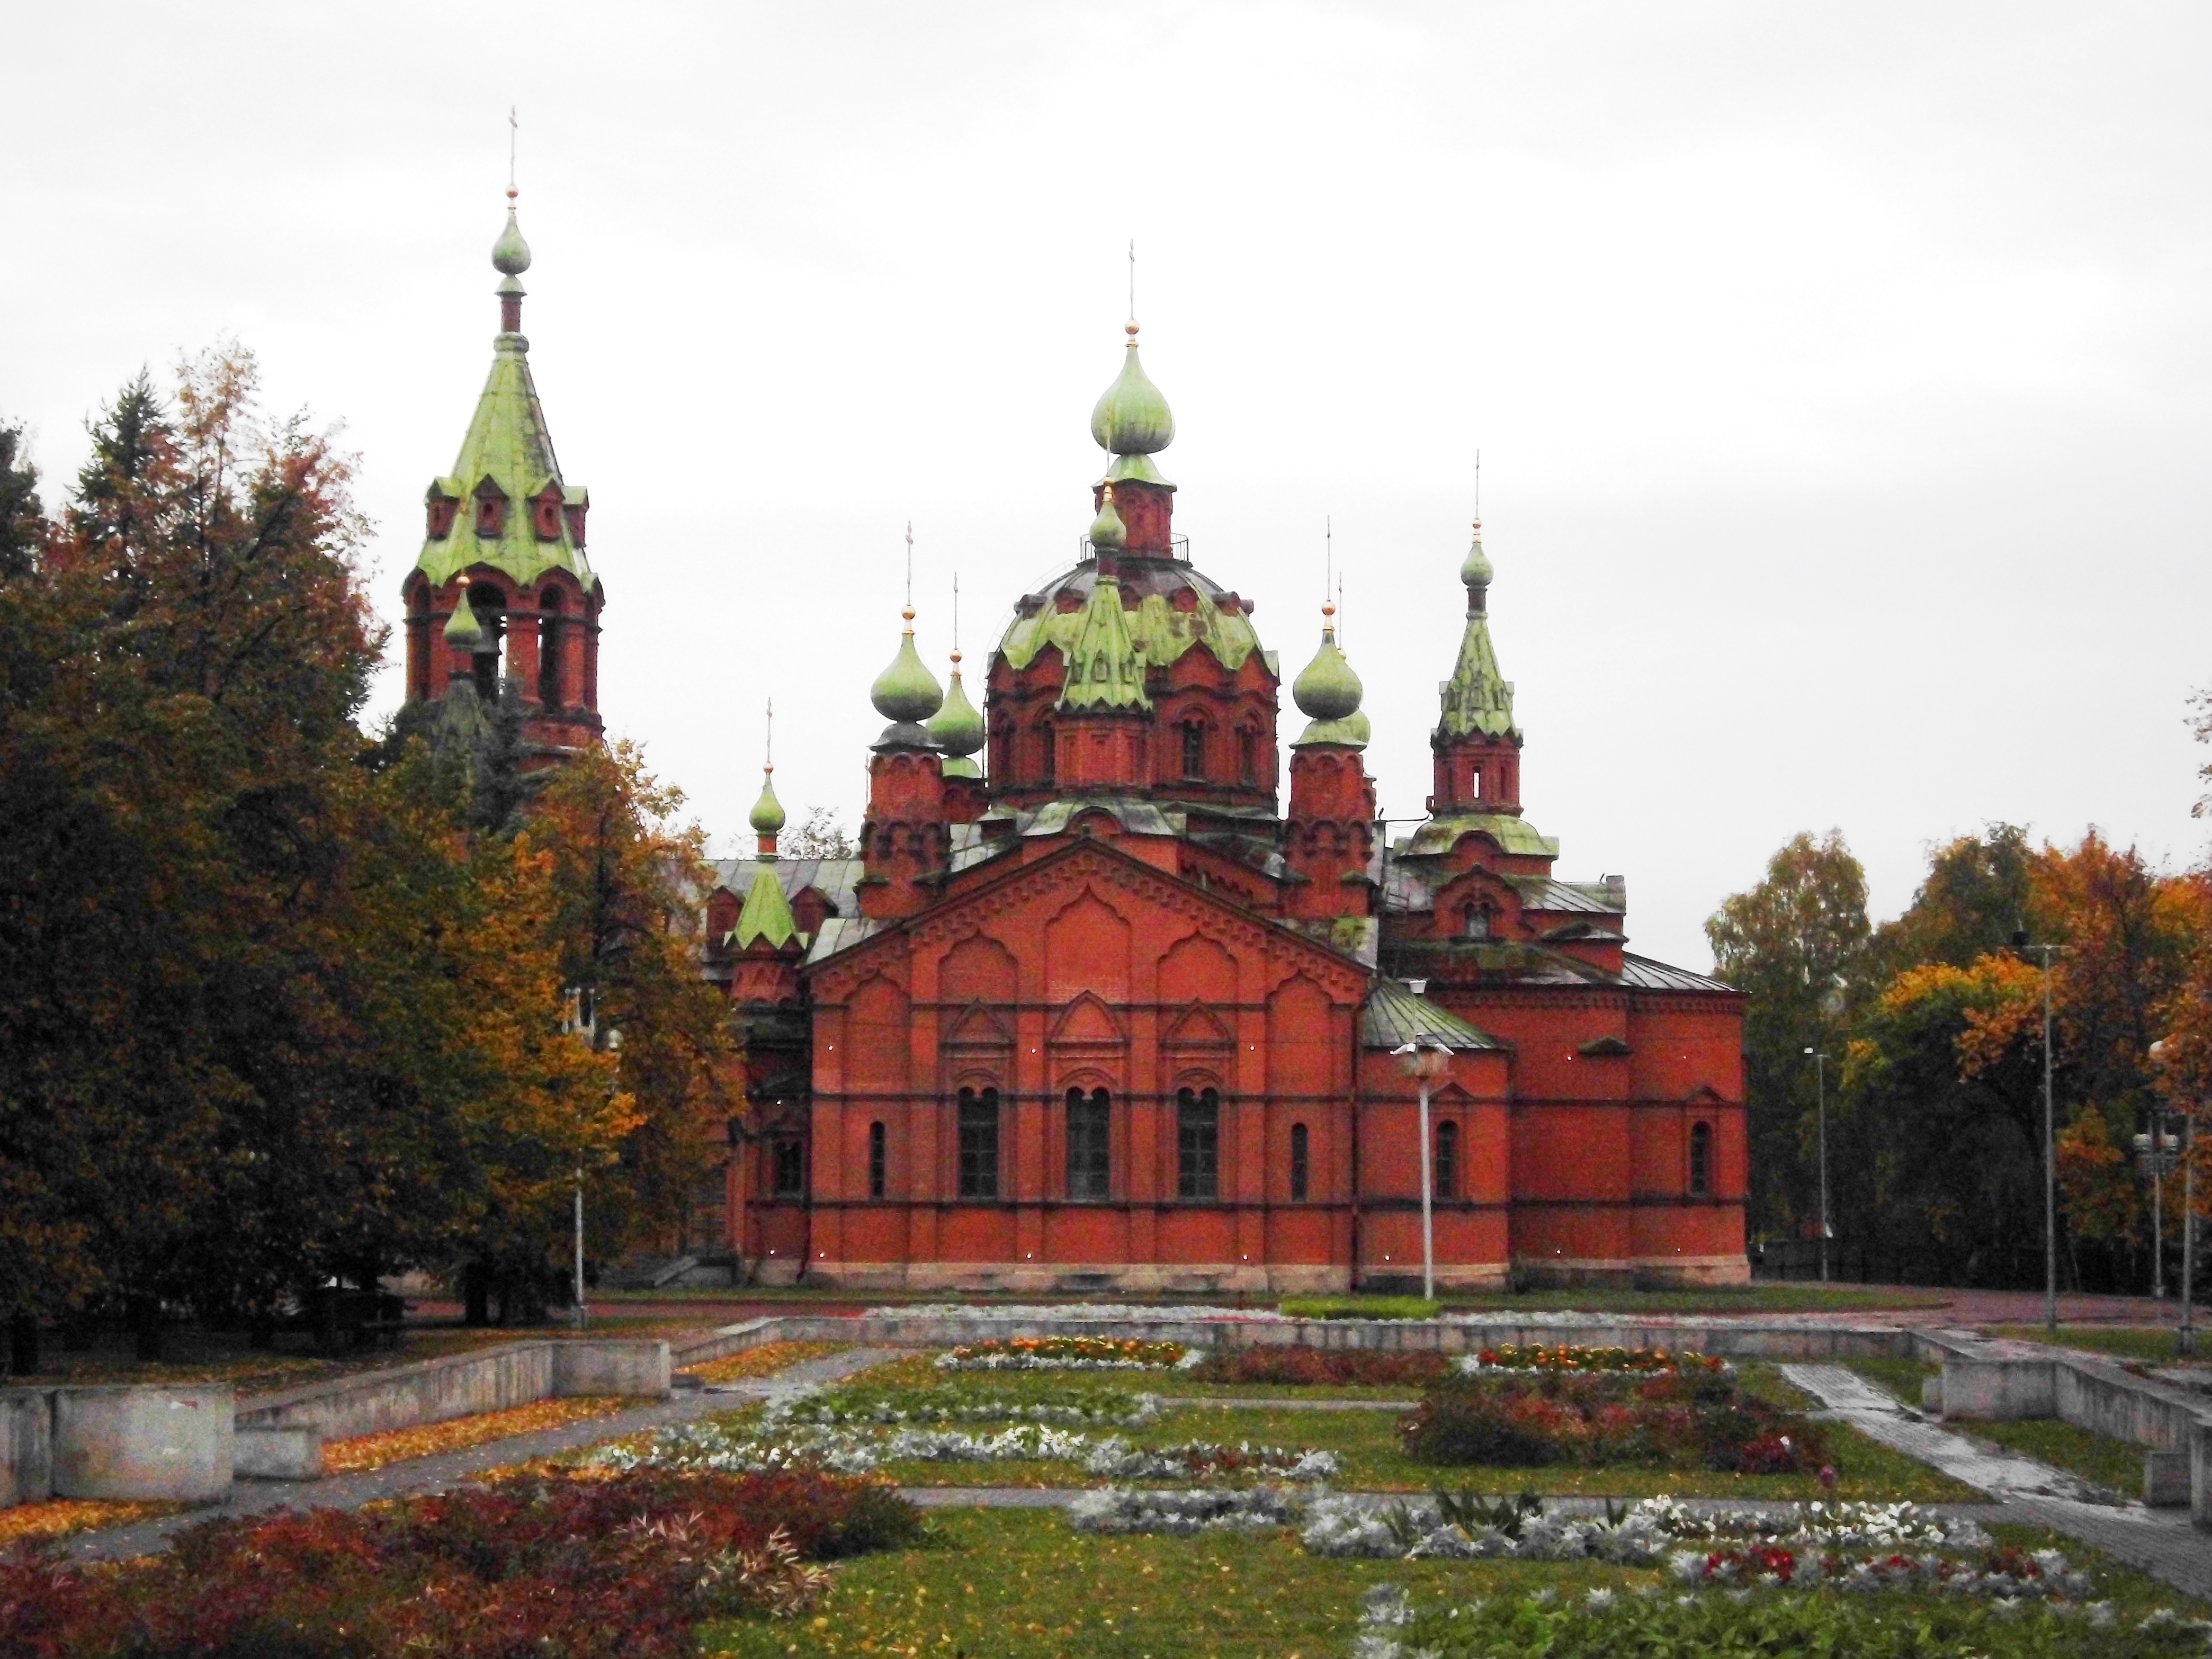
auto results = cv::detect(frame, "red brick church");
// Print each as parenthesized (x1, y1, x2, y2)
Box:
(405, 202, 1747, 1292)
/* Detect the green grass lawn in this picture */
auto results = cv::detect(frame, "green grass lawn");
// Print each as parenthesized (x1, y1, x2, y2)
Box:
(1983, 1324, 2212, 1367)
(697, 1505, 2202, 1659)
(1967, 1418, 2148, 1499)
(685, 1358, 1975, 1502)
(1840, 1355, 1941, 1405)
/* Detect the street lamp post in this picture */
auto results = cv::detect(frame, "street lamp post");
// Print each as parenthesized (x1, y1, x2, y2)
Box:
(1393, 1042, 1451, 1302)
(2012, 936, 2062, 1335)
(2151, 1038, 2195, 1357)
(1803, 1048, 1831, 1283)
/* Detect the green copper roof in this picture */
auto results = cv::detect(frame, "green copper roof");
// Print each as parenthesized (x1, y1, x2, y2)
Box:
(928, 665, 985, 756)
(1295, 711, 1372, 748)
(444, 584, 484, 648)
(1056, 576, 1150, 711)
(748, 771, 786, 834)
(413, 208, 594, 594)
(1291, 615, 1369, 749)
(491, 207, 531, 276)
(1361, 977, 1503, 1051)
(1090, 328, 1175, 459)
(1402, 813, 1560, 860)
(941, 756, 982, 778)
(871, 623, 945, 723)
(1438, 533, 1517, 741)
(1096, 451, 1175, 491)
(732, 864, 802, 950)
(1088, 490, 1127, 551)
(1001, 570, 1262, 680)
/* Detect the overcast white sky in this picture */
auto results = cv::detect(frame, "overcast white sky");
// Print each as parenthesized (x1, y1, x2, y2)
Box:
(5, 3, 2207, 969)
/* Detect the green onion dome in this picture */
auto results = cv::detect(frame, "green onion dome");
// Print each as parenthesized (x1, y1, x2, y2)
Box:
(1089, 322, 1175, 456)
(748, 768, 786, 835)
(927, 654, 985, 757)
(1089, 487, 1127, 551)
(443, 584, 483, 648)
(1461, 521, 1493, 590)
(491, 204, 532, 276)
(870, 609, 945, 724)
(1292, 608, 1363, 722)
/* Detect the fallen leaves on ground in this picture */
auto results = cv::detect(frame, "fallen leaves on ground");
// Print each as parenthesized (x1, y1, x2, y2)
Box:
(321, 1396, 629, 1474)
(0, 1497, 189, 1544)
(679, 1342, 846, 1384)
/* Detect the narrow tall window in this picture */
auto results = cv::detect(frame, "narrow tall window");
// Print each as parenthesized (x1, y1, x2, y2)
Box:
(539, 589, 563, 707)
(1434, 1119, 1458, 1201)
(1177, 1087, 1220, 1199)
(867, 1120, 886, 1199)
(1238, 728, 1258, 786)
(1067, 1087, 1111, 1199)
(1039, 725, 1055, 785)
(1181, 721, 1205, 779)
(1289, 1122, 1310, 1202)
(958, 1087, 1000, 1199)
(1688, 1120, 1713, 1197)
(771, 1136, 804, 1197)
(1462, 905, 1489, 939)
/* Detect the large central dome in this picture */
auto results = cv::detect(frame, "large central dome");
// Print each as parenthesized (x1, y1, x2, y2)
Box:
(997, 554, 1264, 677)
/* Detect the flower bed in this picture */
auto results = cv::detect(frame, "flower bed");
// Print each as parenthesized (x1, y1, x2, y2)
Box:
(678, 1341, 846, 1384)
(1459, 1343, 1729, 1377)
(772, 1383, 1160, 1429)
(588, 1418, 1338, 1482)
(1185, 1347, 1450, 1389)
(1401, 1370, 1828, 1475)
(1065, 1485, 1306, 1534)
(1355, 1582, 2205, 1659)
(1671, 1541, 2092, 1599)
(0, 1468, 920, 1659)
(934, 1336, 1197, 1371)
(321, 1394, 627, 1474)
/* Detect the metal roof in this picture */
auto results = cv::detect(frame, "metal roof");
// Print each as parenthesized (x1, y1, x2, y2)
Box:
(1359, 978, 1503, 1051)
(1619, 953, 1735, 993)
(710, 857, 863, 917)
(1505, 875, 1622, 915)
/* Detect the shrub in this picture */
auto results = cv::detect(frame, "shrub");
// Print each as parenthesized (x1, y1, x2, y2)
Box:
(1186, 1348, 1450, 1388)
(0, 1468, 919, 1659)
(1279, 1296, 1441, 1320)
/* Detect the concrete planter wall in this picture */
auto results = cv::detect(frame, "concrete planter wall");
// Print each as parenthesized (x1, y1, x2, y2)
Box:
(50, 1386, 234, 1503)
(0, 1391, 53, 1506)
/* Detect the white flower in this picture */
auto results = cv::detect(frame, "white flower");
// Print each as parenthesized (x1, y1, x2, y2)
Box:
(1584, 1588, 1615, 1611)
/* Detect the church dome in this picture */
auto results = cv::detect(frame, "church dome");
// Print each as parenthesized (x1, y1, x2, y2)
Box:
(1089, 325, 1175, 456)
(871, 615, 945, 724)
(1292, 614, 1363, 722)
(1461, 523, 1493, 589)
(927, 657, 986, 757)
(491, 206, 532, 276)
(748, 770, 786, 835)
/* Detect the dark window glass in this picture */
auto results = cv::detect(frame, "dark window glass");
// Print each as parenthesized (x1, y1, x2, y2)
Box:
(959, 1087, 1000, 1198)
(1181, 722, 1205, 779)
(1177, 1087, 1220, 1199)
(1238, 728, 1257, 786)
(1689, 1120, 1713, 1197)
(1039, 725, 1055, 784)
(1434, 1119, 1458, 1200)
(1463, 905, 1489, 939)
(1067, 1087, 1111, 1199)
(771, 1136, 805, 1197)
(868, 1120, 886, 1199)
(1289, 1122, 1310, 1202)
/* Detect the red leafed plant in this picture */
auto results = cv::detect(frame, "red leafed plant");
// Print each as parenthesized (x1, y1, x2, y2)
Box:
(1188, 1348, 1450, 1388)
(0, 1468, 919, 1659)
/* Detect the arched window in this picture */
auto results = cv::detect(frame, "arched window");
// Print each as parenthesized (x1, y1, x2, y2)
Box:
(1177, 1087, 1220, 1199)
(958, 1087, 1000, 1198)
(1181, 721, 1205, 780)
(1689, 1120, 1713, 1197)
(1238, 728, 1258, 786)
(1289, 1122, 1310, 1202)
(1067, 1087, 1111, 1199)
(1434, 1119, 1458, 1200)
(867, 1121, 886, 1199)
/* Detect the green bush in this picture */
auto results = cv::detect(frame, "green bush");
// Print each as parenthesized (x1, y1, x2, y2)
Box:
(1278, 1296, 1441, 1321)
(1400, 1371, 1830, 1473)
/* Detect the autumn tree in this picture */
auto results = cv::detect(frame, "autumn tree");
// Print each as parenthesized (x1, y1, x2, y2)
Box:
(1705, 830, 1871, 1239)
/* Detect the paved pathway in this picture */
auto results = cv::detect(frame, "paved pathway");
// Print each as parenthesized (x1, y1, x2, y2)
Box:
(1783, 1361, 2212, 1602)
(62, 1347, 895, 1564)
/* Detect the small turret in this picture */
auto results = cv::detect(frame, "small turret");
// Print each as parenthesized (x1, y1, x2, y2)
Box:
(1089, 320, 1177, 553)
(870, 605, 945, 750)
(1285, 597, 1378, 918)
(1291, 603, 1370, 749)
(1431, 521, 1523, 815)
